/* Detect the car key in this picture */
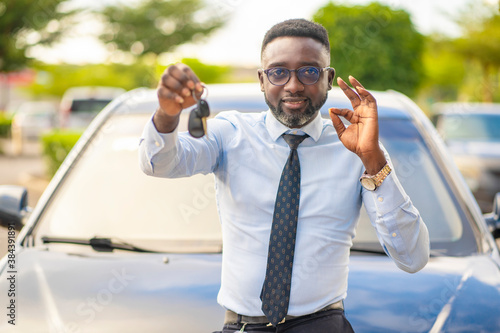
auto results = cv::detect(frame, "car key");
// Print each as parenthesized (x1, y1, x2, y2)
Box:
(188, 87, 210, 138)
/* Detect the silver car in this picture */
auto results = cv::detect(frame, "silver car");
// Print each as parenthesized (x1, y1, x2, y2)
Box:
(1, 84, 500, 332)
(433, 102, 500, 212)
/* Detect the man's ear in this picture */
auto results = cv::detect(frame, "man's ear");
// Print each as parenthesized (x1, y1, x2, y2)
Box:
(327, 68, 336, 91)
(258, 69, 265, 92)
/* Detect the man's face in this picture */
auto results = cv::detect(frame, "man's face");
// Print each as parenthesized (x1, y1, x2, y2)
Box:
(259, 36, 334, 128)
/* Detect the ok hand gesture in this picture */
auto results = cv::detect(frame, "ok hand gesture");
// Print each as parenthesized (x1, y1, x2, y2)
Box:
(329, 76, 386, 175)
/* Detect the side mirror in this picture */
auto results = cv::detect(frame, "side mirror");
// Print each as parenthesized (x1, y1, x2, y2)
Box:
(0, 185, 29, 230)
(484, 192, 500, 239)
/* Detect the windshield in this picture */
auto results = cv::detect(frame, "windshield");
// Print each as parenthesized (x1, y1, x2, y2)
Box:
(34, 111, 476, 255)
(71, 99, 112, 113)
(35, 113, 222, 252)
(439, 113, 500, 141)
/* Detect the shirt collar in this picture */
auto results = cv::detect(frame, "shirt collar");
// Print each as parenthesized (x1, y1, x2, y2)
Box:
(265, 109, 323, 142)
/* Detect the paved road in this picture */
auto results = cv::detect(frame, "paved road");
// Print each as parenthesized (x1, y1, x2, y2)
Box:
(0, 139, 49, 257)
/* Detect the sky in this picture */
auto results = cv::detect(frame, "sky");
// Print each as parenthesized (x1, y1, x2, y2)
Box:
(31, 0, 487, 67)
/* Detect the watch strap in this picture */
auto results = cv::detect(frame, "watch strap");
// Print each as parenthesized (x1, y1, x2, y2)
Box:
(360, 162, 392, 190)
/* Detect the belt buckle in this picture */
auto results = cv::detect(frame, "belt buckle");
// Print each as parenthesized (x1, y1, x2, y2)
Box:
(266, 317, 286, 327)
(233, 322, 248, 332)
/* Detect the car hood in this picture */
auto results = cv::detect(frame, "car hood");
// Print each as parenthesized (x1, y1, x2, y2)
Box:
(0, 247, 225, 333)
(1, 249, 500, 332)
(346, 255, 500, 332)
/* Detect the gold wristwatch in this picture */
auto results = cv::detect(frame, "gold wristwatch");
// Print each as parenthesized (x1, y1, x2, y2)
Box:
(359, 162, 392, 191)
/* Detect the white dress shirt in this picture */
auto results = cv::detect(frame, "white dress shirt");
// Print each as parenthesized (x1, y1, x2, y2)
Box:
(139, 109, 429, 317)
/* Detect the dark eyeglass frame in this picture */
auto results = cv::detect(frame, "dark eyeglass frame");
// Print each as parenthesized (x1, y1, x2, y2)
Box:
(261, 66, 334, 86)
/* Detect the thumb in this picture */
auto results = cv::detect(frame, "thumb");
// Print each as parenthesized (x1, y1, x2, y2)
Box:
(329, 108, 346, 137)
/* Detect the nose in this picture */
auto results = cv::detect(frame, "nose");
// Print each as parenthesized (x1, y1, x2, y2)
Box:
(284, 71, 304, 94)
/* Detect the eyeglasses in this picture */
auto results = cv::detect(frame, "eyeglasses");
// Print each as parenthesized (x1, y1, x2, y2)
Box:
(262, 66, 334, 86)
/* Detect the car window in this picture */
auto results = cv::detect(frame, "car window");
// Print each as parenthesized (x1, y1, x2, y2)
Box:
(438, 113, 500, 141)
(70, 99, 112, 113)
(353, 118, 476, 256)
(34, 110, 477, 255)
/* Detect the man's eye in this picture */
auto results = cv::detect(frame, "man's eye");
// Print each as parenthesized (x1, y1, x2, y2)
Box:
(271, 69, 287, 77)
(302, 67, 319, 76)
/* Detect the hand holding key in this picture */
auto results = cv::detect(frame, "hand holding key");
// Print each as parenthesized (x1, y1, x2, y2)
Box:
(154, 63, 204, 133)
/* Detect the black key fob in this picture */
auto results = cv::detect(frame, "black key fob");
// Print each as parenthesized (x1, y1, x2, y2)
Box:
(188, 93, 210, 138)
(188, 107, 205, 138)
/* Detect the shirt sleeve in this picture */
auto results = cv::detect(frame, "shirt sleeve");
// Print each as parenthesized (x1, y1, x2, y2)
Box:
(138, 115, 221, 178)
(362, 158, 430, 274)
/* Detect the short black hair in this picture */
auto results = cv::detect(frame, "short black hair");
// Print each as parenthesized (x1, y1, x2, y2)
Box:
(261, 19, 330, 57)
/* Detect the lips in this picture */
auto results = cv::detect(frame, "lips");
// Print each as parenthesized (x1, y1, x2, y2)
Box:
(281, 97, 308, 110)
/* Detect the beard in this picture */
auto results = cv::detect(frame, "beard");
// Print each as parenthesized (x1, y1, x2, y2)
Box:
(265, 92, 328, 128)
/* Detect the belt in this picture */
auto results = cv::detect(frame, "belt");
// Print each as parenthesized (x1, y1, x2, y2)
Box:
(224, 300, 344, 325)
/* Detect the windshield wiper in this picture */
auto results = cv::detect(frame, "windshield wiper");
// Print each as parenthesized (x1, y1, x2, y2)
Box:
(40, 236, 161, 253)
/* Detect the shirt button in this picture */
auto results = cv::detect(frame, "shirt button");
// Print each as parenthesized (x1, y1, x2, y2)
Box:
(155, 141, 160, 147)
(378, 196, 384, 202)
(392, 232, 397, 237)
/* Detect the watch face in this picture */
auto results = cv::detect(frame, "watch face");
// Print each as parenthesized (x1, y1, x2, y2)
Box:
(361, 177, 376, 191)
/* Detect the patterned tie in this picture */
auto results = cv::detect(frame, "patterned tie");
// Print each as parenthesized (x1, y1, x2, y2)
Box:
(261, 134, 308, 327)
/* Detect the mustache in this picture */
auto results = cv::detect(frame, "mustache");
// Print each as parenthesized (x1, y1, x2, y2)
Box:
(281, 93, 308, 98)
(280, 95, 311, 104)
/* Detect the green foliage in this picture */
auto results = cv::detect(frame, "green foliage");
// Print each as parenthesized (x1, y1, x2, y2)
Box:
(313, 2, 424, 96)
(0, 112, 12, 138)
(453, 4, 500, 102)
(0, 0, 78, 72)
(98, 0, 226, 58)
(41, 130, 82, 177)
(25, 58, 236, 97)
(181, 58, 232, 83)
(25, 62, 158, 97)
(420, 37, 466, 102)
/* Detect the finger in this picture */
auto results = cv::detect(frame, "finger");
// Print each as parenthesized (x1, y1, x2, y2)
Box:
(355, 86, 377, 107)
(160, 74, 190, 98)
(337, 77, 360, 108)
(177, 63, 203, 93)
(348, 75, 365, 90)
(329, 108, 346, 136)
(162, 64, 200, 97)
(348, 76, 377, 106)
(329, 107, 356, 123)
(157, 85, 184, 105)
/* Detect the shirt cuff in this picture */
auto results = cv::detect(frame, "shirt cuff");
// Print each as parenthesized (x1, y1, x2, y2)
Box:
(368, 170, 408, 216)
(138, 116, 179, 174)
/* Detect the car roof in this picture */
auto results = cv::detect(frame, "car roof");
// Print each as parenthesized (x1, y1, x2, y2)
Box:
(61, 86, 126, 100)
(112, 83, 413, 120)
(432, 102, 500, 116)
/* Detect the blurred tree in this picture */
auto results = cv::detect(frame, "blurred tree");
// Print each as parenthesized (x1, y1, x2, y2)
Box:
(25, 61, 157, 97)
(454, 3, 500, 102)
(0, 0, 77, 72)
(24, 59, 234, 97)
(180, 58, 232, 83)
(313, 2, 424, 96)
(0, 0, 78, 109)
(419, 36, 466, 103)
(98, 0, 225, 59)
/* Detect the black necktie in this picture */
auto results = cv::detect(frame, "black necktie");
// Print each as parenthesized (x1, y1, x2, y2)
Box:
(261, 134, 308, 327)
